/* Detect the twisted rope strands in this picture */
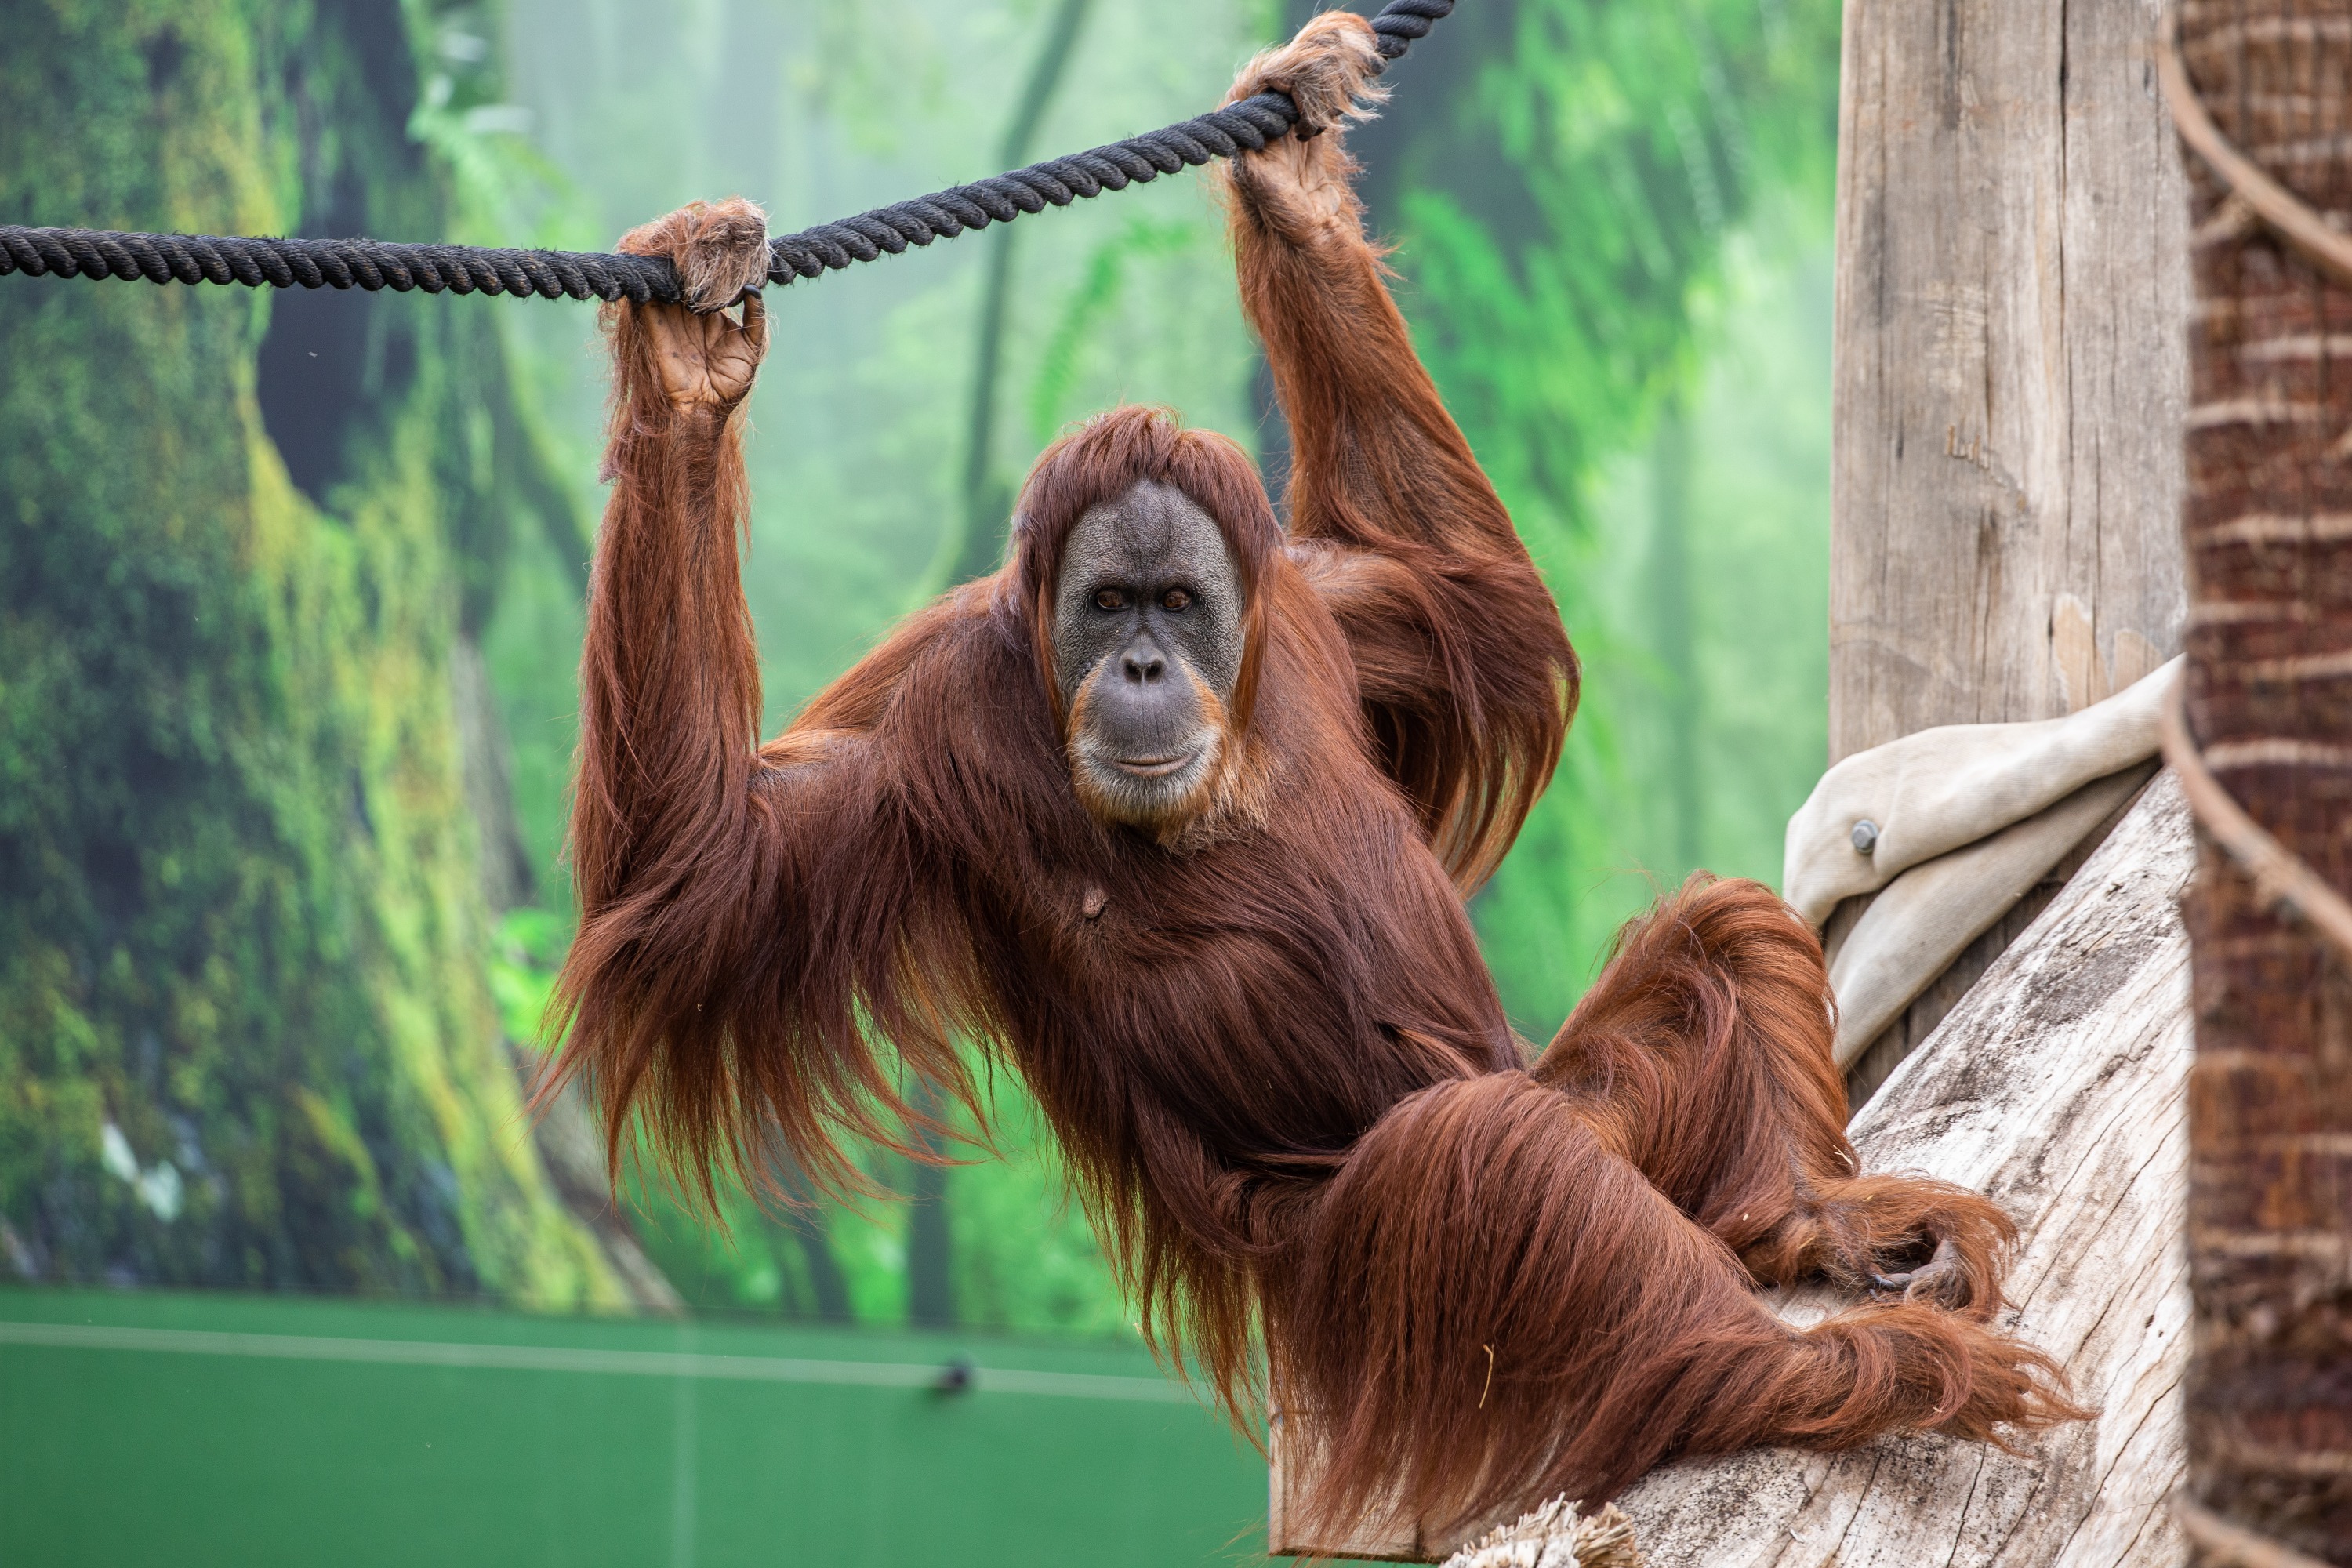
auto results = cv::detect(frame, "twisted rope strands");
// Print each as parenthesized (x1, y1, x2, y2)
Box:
(0, 227, 676, 301)
(0, 0, 1452, 310)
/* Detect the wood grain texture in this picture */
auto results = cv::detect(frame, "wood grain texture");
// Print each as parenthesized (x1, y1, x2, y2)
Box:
(1617, 775, 2195, 1568)
(1829, 0, 2190, 764)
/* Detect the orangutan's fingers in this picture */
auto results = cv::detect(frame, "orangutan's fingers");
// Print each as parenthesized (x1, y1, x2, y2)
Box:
(740, 290, 768, 357)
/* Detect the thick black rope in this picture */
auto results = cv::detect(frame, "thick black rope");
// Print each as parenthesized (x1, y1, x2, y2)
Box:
(0, 0, 1450, 310)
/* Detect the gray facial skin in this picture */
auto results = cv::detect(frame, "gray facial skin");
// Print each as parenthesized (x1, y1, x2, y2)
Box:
(1052, 481, 1247, 827)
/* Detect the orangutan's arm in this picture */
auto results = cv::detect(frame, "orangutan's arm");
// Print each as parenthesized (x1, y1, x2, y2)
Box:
(1220, 13, 1575, 888)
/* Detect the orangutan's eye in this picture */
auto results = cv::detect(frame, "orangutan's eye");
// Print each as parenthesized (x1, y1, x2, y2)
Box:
(1161, 588, 1192, 612)
(1094, 588, 1127, 611)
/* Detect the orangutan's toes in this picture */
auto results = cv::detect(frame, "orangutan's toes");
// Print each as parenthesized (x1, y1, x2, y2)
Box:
(1871, 1237, 1970, 1306)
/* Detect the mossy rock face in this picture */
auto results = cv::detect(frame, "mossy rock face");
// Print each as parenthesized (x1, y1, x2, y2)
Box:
(0, 0, 621, 1306)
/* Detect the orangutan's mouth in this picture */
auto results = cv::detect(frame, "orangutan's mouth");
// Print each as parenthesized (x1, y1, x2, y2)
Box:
(1111, 750, 1200, 779)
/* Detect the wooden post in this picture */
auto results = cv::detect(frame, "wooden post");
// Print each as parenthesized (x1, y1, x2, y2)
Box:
(1828, 0, 2195, 1102)
(2171, 2, 2352, 1560)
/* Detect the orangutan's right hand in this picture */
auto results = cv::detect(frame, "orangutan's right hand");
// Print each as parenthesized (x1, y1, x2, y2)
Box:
(615, 198, 772, 415)
(1219, 11, 1385, 242)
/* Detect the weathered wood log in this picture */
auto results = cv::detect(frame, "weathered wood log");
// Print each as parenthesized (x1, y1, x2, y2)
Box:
(1611, 775, 2195, 1568)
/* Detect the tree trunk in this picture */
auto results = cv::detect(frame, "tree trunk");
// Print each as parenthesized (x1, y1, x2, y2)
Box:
(1650, 400, 1704, 870)
(2173, 2, 2352, 1560)
(938, 0, 1095, 589)
(906, 1083, 958, 1329)
(0, 2, 620, 1306)
(1828, 0, 2196, 1105)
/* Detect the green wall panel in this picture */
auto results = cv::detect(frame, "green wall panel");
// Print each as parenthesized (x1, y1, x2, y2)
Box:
(0, 1289, 1267, 1567)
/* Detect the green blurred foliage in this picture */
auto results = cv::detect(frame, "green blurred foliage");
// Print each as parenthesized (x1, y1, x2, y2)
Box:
(1362, 0, 1840, 510)
(1478, 215, 1834, 1036)
(616, 1091, 1137, 1337)
(1325, 0, 1843, 1032)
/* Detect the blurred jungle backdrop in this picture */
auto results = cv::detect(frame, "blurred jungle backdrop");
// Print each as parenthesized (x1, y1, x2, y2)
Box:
(0, 0, 1837, 1338)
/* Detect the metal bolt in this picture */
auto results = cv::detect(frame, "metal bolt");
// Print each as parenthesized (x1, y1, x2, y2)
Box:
(1851, 819, 1880, 855)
